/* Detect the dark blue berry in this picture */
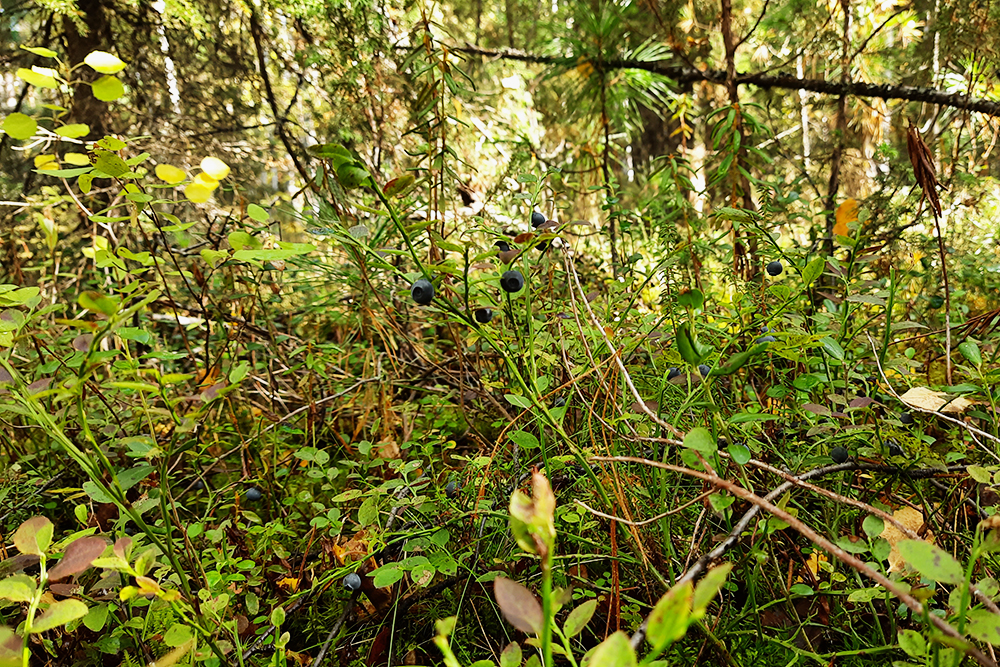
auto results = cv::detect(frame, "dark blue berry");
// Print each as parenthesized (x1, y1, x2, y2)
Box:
(766, 261, 783, 276)
(886, 440, 904, 457)
(246, 487, 263, 502)
(830, 446, 849, 463)
(343, 573, 362, 591)
(667, 367, 680, 380)
(698, 364, 711, 377)
(500, 270, 525, 293)
(553, 396, 566, 408)
(756, 335, 777, 344)
(494, 240, 511, 252)
(411, 279, 434, 305)
(474, 308, 493, 324)
(531, 211, 546, 228)
(899, 412, 914, 425)
(445, 480, 460, 498)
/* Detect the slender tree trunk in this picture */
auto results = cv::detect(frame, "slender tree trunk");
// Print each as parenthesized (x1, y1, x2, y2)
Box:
(720, 0, 758, 280)
(63, 0, 113, 140)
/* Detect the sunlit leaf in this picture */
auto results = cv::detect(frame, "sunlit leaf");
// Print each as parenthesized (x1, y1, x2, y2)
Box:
(92, 75, 124, 102)
(3, 113, 37, 140)
(84, 51, 127, 74)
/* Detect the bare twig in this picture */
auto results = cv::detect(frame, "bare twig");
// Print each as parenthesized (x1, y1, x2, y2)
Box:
(596, 455, 994, 666)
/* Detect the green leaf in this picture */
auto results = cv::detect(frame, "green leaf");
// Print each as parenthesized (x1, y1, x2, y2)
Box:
(78, 290, 119, 316)
(801, 257, 824, 285)
(968, 465, 992, 484)
(692, 563, 732, 616)
(0, 286, 39, 307)
(14, 516, 53, 556)
(163, 623, 193, 647)
(676, 322, 711, 366)
(84, 51, 126, 74)
(677, 289, 704, 311)
(117, 465, 154, 491)
(683, 427, 716, 455)
(36, 167, 93, 178)
(269, 606, 285, 628)
(22, 46, 58, 58)
(31, 599, 88, 633)
(3, 113, 37, 140)
(505, 394, 532, 410)
(499, 643, 522, 667)
(82, 603, 109, 632)
(55, 123, 90, 139)
(818, 336, 845, 361)
(508, 430, 539, 450)
(862, 515, 884, 539)
(93, 150, 128, 177)
(897, 540, 964, 585)
(17, 67, 58, 88)
(337, 163, 370, 189)
(588, 631, 638, 667)
(646, 580, 691, 652)
(727, 442, 751, 465)
(898, 629, 926, 657)
(958, 341, 982, 367)
(0, 574, 36, 602)
(92, 75, 124, 102)
(967, 609, 1000, 645)
(371, 564, 405, 588)
(247, 204, 269, 222)
(564, 599, 597, 638)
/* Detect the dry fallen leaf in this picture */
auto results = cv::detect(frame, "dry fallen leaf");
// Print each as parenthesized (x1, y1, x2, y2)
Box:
(899, 386, 973, 414)
(881, 506, 931, 573)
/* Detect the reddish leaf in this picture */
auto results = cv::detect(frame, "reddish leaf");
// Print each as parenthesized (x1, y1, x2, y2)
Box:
(49, 537, 107, 581)
(494, 576, 542, 634)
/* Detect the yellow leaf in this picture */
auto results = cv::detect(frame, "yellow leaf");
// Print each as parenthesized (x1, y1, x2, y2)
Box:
(834, 198, 858, 237)
(185, 183, 212, 203)
(34, 154, 58, 170)
(276, 577, 299, 592)
(899, 387, 973, 414)
(64, 152, 90, 166)
(200, 156, 230, 180)
(882, 506, 931, 573)
(155, 164, 187, 184)
(193, 172, 219, 190)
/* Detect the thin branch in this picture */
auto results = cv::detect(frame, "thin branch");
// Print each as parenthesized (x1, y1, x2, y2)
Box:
(447, 44, 1000, 117)
(597, 455, 995, 667)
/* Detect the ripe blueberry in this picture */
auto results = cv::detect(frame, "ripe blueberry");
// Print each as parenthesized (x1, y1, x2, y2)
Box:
(531, 211, 546, 228)
(756, 335, 777, 344)
(830, 446, 849, 464)
(193, 479, 205, 491)
(411, 279, 434, 305)
(246, 487, 263, 502)
(474, 308, 493, 324)
(553, 396, 566, 408)
(667, 367, 681, 380)
(343, 573, 362, 591)
(698, 364, 711, 377)
(500, 270, 525, 293)
(766, 261, 783, 276)
(445, 480, 460, 498)
(899, 412, 914, 425)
